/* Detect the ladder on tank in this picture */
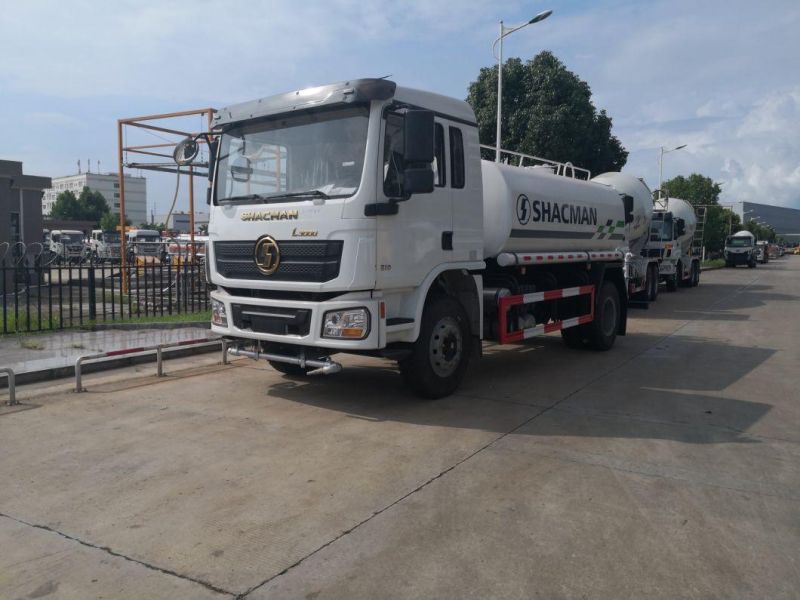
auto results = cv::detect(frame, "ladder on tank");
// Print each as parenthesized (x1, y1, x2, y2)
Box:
(692, 205, 707, 258)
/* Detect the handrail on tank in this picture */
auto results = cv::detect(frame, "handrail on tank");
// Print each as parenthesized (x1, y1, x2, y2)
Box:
(480, 144, 591, 180)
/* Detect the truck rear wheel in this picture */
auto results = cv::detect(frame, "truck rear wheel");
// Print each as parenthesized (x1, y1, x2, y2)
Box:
(665, 267, 678, 292)
(588, 281, 620, 351)
(399, 295, 471, 399)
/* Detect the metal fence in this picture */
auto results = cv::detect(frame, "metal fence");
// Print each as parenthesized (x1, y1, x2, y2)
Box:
(1, 242, 210, 335)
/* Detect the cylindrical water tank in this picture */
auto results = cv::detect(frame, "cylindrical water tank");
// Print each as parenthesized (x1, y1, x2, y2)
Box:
(591, 172, 653, 255)
(481, 161, 627, 258)
(665, 197, 696, 254)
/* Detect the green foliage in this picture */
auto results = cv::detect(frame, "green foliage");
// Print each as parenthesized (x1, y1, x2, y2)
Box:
(662, 174, 722, 206)
(467, 51, 628, 174)
(49, 190, 82, 220)
(50, 186, 110, 227)
(99, 212, 119, 232)
(743, 219, 776, 242)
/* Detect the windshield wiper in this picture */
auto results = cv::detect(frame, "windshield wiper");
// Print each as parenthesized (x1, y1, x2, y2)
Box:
(218, 189, 333, 205)
(267, 189, 331, 200)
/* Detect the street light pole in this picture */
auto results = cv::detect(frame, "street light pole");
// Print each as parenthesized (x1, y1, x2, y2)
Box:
(658, 144, 687, 195)
(493, 10, 552, 163)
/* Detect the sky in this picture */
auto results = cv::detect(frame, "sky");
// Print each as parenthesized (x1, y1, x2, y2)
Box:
(2, 0, 799, 217)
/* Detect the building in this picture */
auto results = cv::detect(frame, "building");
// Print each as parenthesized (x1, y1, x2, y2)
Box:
(731, 201, 800, 244)
(42, 171, 147, 225)
(154, 211, 210, 233)
(0, 160, 51, 289)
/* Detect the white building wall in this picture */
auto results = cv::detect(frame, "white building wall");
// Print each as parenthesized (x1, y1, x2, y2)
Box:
(42, 172, 147, 224)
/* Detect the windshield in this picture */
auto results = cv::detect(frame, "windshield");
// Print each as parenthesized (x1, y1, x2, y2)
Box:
(103, 233, 120, 243)
(728, 237, 753, 247)
(134, 234, 160, 242)
(650, 219, 673, 242)
(216, 105, 369, 204)
(59, 234, 83, 244)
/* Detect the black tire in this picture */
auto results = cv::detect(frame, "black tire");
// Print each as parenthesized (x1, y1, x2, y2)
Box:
(587, 281, 621, 351)
(399, 295, 471, 399)
(648, 264, 659, 302)
(691, 261, 700, 287)
(268, 360, 310, 376)
(665, 271, 678, 292)
(748, 258, 756, 268)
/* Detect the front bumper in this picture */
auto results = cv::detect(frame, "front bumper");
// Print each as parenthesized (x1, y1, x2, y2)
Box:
(210, 288, 383, 350)
(726, 251, 752, 265)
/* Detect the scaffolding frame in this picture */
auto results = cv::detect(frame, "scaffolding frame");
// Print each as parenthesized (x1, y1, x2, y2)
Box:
(116, 108, 216, 288)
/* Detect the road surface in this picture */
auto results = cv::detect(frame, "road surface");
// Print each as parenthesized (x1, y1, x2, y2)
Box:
(1, 258, 798, 599)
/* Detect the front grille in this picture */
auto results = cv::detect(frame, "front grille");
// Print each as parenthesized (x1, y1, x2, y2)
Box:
(215, 240, 343, 282)
(231, 303, 311, 336)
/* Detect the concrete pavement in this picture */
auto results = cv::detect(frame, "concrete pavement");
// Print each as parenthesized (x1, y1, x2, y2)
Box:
(1, 257, 798, 599)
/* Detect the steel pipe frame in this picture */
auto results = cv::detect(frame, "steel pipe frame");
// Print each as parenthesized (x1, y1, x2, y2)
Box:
(75, 338, 228, 392)
(1, 367, 16, 406)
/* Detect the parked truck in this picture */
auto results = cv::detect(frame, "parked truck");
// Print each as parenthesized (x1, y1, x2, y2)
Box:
(173, 78, 637, 398)
(47, 229, 86, 264)
(89, 230, 121, 262)
(724, 231, 757, 268)
(649, 197, 702, 290)
(126, 229, 164, 263)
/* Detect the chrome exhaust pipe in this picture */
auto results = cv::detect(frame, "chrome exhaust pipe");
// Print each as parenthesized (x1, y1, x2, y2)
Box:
(227, 346, 342, 376)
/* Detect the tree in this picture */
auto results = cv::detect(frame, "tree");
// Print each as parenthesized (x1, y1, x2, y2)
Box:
(49, 190, 83, 220)
(99, 212, 119, 232)
(467, 51, 628, 174)
(77, 187, 110, 224)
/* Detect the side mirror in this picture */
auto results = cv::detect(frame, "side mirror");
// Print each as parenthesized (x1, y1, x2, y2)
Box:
(230, 155, 252, 182)
(403, 110, 434, 163)
(173, 137, 199, 166)
(622, 194, 634, 224)
(675, 218, 686, 238)
(404, 167, 434, 195)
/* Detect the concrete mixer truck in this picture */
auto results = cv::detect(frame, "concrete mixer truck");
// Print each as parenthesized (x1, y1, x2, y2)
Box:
(651, 197, 702, 290)
(176, 79, 632, 398)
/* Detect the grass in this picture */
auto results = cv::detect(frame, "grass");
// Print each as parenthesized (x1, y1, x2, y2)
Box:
(702, 259, 726, 269)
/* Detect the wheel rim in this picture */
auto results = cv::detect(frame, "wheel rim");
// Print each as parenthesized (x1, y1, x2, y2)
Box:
(601, 296, 617, 337)
(428, 316, 463, 378)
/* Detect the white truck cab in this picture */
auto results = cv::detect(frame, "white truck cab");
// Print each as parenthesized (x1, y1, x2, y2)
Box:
(48, 229, 86, 264)
(725, 231, 757, 268)
(89, 229, 121, 262)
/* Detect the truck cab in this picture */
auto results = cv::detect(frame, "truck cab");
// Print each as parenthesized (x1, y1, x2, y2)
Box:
(126, 229, 163, 262)
(725, 231, 757, 268)
(90, 229, 121, 262)
(49, 229, 86, 264)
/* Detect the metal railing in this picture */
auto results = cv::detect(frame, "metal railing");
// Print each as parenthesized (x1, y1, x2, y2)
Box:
(2, 242, 210, 335)
(74, 337, 228, 392)
(1, 367, 16, 406)
(480, 145, 592, 180)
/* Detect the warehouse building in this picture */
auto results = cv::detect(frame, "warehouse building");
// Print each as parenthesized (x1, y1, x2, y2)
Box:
(732, 201, 800, 243)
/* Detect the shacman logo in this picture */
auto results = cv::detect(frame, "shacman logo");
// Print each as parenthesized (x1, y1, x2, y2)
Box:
(254, 236, 281, 275)
(241, 210, 299, 221)
(516, 194, 531, 225)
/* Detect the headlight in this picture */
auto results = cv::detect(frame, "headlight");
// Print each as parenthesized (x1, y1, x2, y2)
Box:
(211, 299, 227, 327)
(322, 307, 370, 339)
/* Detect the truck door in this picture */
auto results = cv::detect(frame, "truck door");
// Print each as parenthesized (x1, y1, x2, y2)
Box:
(375, 113, 452, 289)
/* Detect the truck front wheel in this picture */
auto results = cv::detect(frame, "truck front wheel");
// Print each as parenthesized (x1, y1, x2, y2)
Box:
(268, 361, 310, 377)
(399, 295, 471, 399)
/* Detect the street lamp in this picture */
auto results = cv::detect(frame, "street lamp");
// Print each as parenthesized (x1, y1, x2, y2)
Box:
(658, 144, 687, 195)
(493, 9, 553, 163)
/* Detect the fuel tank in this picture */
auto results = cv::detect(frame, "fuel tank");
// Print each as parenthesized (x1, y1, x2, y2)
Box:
(481, 161, 627, 257)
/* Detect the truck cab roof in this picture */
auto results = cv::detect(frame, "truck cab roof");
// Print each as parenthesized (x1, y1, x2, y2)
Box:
(213, 78, 477, 129)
